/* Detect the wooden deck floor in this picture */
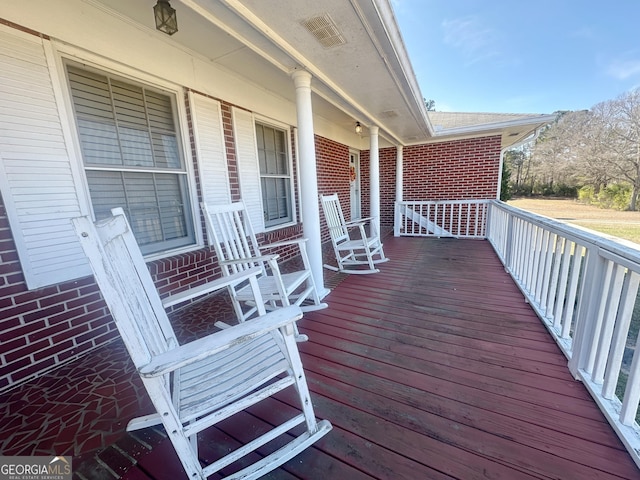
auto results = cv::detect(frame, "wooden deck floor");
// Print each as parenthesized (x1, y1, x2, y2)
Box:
(121, 237, 640, 479)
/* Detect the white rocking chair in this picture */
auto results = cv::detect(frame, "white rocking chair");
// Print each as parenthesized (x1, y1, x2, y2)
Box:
(201, 202, 327, 334)
(71, 208, 331, 480)
(320, 193, 388, 274)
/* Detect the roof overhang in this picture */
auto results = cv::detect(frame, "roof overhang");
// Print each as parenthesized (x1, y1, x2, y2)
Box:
(428, 112, 558, 149)
(72, 0, 433, 146)
(5, 0, 555, 149)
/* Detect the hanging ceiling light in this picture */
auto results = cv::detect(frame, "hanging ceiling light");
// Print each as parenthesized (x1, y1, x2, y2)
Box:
(355, 122, 362, 134)
(154, 0, 178, 36)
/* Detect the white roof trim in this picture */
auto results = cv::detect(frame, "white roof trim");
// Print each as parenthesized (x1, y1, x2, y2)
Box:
(432, 114, 557, 137)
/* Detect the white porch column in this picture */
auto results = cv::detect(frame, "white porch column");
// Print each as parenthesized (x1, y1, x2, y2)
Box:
(369, 125, 380, 236)
(291, 69, 329, 298)
(394, 145, 403, 237)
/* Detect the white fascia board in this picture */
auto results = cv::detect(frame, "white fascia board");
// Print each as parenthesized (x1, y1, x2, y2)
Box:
(371, 0, 434, 137)
(432, 113, 558, 138)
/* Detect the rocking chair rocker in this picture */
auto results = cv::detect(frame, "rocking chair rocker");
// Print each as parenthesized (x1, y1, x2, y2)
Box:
(320, 193, 388, 274)
(72, 208, 331, 480)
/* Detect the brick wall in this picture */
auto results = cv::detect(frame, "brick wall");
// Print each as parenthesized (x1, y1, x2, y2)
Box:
(402, 136, 502, 201)
(360, 135, 502, 230)
(0, 192, 230, 391)
(360, 147, 397, 231)
(0, 195, 111, 390)
(315, 135, 350, 243)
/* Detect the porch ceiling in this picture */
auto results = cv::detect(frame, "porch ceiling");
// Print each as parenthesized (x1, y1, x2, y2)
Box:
(95, 0, 433, 145)
(17, 0, 554, 148)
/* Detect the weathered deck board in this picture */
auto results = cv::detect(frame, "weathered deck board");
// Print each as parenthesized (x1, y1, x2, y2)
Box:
(286, 237, 639, 479)
(91, 237, 640, 478)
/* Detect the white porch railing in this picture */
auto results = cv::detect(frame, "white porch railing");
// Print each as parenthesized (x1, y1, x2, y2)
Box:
(394, 200, 490, 238)
(487, 201, 640, 468)
(394, 198, 640, 466)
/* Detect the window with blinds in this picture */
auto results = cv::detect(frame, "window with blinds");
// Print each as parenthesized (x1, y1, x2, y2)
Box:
(255, 122, 292, 227)
(67, 65, 194, 254)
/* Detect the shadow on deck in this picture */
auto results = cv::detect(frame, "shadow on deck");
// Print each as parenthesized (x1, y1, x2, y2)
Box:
(1, 237, 639, 479)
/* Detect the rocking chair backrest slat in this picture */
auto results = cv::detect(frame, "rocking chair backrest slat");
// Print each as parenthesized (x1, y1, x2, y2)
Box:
(73, 208, 332, 480)
(72, 209, 177, 368)
(202, 202, 266, 276)
(321, 194, 350, 244)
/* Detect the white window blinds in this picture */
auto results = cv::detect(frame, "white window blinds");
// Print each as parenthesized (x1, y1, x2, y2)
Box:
(67, 66, 194, 254)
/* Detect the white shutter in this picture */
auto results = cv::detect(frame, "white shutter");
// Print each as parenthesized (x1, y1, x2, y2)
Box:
(0, 28, 89, 289)
(232, 107, 264, 232)
(190, 93, 230, 207)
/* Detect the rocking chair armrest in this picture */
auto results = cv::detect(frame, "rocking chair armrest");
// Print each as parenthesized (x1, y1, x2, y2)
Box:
(162, 267, 263, 308)
(138, 305, 304, 378)
(220, 254, 279, 265)
(260, 238, 307, 250)
(343, 216, 375, 227)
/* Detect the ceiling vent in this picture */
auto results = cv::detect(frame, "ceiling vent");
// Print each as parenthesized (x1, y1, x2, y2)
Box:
(301, 14, 346, 49)
(379, 110, 399, 119)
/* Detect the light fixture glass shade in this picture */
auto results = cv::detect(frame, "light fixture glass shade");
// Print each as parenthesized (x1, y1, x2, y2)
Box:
(154, 0, 178, 35)
(355, 122, 362, 134)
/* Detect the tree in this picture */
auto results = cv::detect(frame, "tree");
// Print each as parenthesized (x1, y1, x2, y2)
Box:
(528, 111, 584, 195)
(604, 89, 640, 210)
(504, 149, 526, 194)
(424, 98, 436, 111)
(500, 157, 512, 201)
(522, 88, 640, 209)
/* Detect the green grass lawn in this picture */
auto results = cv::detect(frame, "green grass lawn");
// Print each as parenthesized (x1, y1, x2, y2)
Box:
(570, 223, 640, 245)
(508, 198, 640, 246)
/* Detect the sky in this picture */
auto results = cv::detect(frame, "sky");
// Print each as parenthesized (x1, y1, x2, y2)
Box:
(391, 1, 640, 115)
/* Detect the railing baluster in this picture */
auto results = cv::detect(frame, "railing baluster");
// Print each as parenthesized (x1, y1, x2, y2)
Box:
(518, 218, 529, 281)
(504, 211, 514, 271)
(531, 227, 545, 303)
(513, 218, 525, 281)
(554, 239, 572, 332)
(562, 244, 584, 340)
(603, 271, 640, 400)
(547, 235, 563, 321)
(449, 203, 455, 235)
(621, 306, 640, 424)
(525, 223, 539, 294)
(539, 231, 555, 315)
(591, 262, 624, 381)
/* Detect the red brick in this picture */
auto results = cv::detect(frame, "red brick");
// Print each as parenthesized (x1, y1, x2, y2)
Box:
(5, 338, 50, 363)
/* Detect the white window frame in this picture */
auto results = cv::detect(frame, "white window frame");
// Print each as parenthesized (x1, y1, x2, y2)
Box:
(253, 115, 297, 231)
(51, 44, 203, 260)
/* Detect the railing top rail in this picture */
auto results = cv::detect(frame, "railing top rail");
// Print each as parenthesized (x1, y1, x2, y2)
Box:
(490, 200, 640, 270)
(398, 199, 492, 206)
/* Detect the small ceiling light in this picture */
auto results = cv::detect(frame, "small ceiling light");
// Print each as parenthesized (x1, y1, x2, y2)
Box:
(355, 122, 362, 134)
(154, 0, 178, 36)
